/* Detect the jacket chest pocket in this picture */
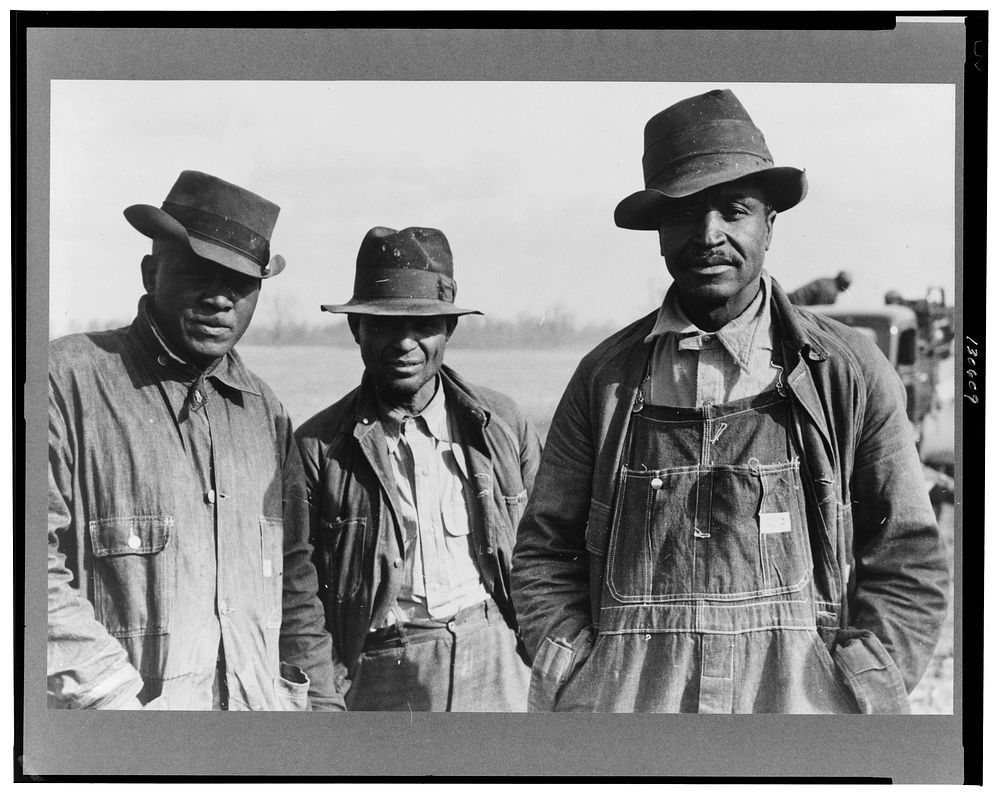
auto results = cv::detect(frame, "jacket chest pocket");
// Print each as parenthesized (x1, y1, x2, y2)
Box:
(320, 517, 367, 602)
(88, 515, 174, 638)
(259, 517, 284, 629)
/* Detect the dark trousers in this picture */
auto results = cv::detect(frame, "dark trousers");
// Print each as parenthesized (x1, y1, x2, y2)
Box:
(347, 599, 529, 711)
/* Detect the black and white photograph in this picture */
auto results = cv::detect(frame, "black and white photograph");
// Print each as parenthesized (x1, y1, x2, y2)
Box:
(18, 17, 980, 782)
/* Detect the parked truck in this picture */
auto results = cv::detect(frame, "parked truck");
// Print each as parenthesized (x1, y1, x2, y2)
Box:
(809, 287, 954, 516)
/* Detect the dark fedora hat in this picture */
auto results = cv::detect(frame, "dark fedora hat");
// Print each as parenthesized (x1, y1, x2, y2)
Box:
(321, 226, 482, 317)
(124, 170, 285, 279)
(614, 89, 808, 230)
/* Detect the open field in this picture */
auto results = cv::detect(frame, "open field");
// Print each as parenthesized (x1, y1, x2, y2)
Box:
(239, 343, 583, 436)
(240, 343, 956, 715)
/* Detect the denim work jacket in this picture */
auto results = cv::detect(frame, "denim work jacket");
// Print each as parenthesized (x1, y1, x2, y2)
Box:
(511, 279, 949, 713)
(47, 302, 342, 710)
(295, 365, 542, 693)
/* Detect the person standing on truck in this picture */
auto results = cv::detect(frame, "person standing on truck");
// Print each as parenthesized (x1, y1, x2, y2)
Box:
(512, 88, 948, 713)
(787, 270, 852, 305)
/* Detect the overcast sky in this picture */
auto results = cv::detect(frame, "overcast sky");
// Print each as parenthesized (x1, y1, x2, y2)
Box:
(48, 81, 955, 336)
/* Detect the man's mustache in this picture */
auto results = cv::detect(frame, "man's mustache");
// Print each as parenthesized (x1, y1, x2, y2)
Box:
(683, 250, 740, 267)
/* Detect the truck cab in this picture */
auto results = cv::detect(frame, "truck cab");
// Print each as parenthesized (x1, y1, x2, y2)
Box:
(808, 304, 936, 432)
(806, 303, 954, 515)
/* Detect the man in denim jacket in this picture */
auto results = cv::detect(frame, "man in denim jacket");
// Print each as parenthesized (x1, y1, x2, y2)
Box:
(296, 227, 540, 710)
(511, 89, 949, 713)
(47, 171, 342, 710)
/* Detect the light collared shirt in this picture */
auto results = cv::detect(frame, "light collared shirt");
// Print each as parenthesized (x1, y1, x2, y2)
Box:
(378, 377, 489, 622)
(644, 271, 783, 407)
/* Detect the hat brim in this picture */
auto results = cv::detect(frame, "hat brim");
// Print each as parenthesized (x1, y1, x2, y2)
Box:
(321, 298, 482, 317)
(124, 204, 285, 279)
(614, 166, 808, 231)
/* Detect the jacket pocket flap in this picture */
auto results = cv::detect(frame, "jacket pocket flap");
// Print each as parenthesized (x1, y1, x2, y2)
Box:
(89, 515, 173, 557)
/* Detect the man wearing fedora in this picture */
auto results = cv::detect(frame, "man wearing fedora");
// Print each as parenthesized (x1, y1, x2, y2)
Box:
(295, 226, 540, 711)
(512, 89, 948, 713)
(47, 170, 342, 710)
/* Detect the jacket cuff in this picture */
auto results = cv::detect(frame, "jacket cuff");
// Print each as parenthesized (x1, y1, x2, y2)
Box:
(309, 694, 348, 712)
(526, 624, 595, 712)
(832, 628, 910, 714)
(61, 664, 144, 710)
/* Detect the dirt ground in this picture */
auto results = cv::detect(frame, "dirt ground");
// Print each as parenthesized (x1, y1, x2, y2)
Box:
(908, 502, 955, 714)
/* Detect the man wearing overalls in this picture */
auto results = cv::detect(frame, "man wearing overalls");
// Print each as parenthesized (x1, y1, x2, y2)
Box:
(511, 89, 949, 713)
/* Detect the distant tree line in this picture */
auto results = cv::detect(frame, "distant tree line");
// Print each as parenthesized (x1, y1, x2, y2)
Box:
(54, 306, 621, 350)
(241, 304, 620, 350)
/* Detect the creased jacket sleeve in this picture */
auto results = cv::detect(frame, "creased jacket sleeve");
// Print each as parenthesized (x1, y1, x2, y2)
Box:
(518, 408, 543, 497)
(47, 381, 144, 709)
(512, 362, 596, 660)
(277, 414, 346, 711)
(847, 352, 949, 692)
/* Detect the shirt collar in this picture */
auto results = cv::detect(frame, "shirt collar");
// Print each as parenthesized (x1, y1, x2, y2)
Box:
(133, 295, 260, 395)
(643, 271, 773, 374)
(378, 376, 452, 455)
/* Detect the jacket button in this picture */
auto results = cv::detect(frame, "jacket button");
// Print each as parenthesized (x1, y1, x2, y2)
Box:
(156, 355, 168, 366)
(485, 546, 494, 555)
(392, 557, 402, 568)
(127, 534, 141, 550)
(650, 477, 663, 490)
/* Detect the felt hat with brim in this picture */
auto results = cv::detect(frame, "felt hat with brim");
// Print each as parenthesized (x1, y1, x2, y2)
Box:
(124, 170, 286, 279)
(321, 226, 482, 317)
(614, 89, 808, 231)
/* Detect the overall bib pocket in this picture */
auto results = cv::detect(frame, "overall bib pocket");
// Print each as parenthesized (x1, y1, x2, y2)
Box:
(88, 515, 174, 637)
(605, 461, 810, 600)
(750, 460, 811, 592)
(606, 465, 700, 602)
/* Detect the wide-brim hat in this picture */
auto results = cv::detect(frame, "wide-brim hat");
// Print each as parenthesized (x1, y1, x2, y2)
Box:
(321, 226, 482, 317)
(124, 170, 286, 279)
(615, 89, 808, 231)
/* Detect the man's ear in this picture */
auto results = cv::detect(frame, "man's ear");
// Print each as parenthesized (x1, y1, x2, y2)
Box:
(140, 254, 157, 295)
(764, 210, 777, 250)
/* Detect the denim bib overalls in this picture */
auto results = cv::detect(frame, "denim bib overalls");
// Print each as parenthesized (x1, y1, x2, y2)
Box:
(557, 368, 858, 713)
